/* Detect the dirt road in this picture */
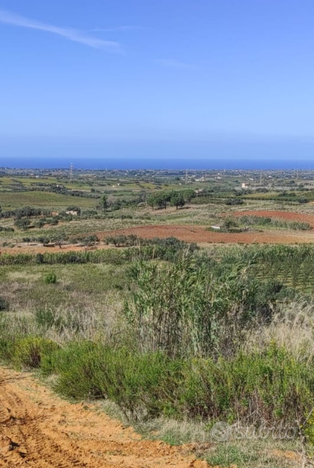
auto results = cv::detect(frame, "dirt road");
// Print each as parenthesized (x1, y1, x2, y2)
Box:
(0, 367, 208, 468)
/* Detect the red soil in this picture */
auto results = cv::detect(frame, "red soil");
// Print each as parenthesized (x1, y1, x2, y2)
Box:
(3, 211, 314, 256)
(96, 224, 314, 245)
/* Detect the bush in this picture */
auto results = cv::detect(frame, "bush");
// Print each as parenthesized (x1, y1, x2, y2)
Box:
(12, 336, 59, 370)
(41, 341, 314, 426)
(181, 344, 314, 424)
(222, 217, 240, 232)
(41, 342, 182, 420)
(0, 296, 8, 311)
(41, 341, 103, 398)
(92, 348, 183, 420)
(225, 198, 244, 205)
(34, 220, 45, 228)
(105, 236, 198, 262)
(44, 272, 57, 284)
(14, 218, 31, 230)
(73, 235, 100, 246)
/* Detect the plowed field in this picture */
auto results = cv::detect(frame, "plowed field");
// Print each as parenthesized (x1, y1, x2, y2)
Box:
(97, 224, 314, 244)
(4, 211, 314, 256)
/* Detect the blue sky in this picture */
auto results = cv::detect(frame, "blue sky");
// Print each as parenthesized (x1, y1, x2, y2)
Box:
(1, 0, 314, 163)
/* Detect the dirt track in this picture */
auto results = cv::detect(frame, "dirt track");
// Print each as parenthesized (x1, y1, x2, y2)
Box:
(0, 367, 208, 468)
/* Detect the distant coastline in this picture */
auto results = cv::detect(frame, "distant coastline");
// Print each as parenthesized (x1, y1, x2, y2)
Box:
(1, 158, 314, 171)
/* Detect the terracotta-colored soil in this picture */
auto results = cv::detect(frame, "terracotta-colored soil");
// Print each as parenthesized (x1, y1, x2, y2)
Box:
(3, 211, 314, 256)
(96, 224, 314, 245)
(6, 243, 112, 255)
(0, 367, 209, 468)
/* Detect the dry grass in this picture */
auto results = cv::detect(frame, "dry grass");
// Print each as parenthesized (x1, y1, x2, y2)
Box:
(1, 292, 123, 345)
(130, 417, 305, 468)
(204, 438, 305, 468)
(245, 303, 314, 363)
(0, 262, 126, 345)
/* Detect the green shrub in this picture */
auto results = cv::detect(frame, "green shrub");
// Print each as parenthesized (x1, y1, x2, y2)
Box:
(44, 272, 57, 284)
(40, 340, 314, 427)
(180, 344, 314, 424)
(0, 338, 15, 363)
(14, 218, 31, 230)
(0, 296, 9, 311)
(42, 343, 182, 419)
(72, 235, 99, 246)
(225, 198, 244, 205)
(12, 336, 59, 370)
(92, 348, 182, 420)
(41, 341, 105, 399)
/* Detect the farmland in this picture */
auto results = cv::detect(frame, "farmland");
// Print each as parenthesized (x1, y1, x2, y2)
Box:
(1, 168, 314, 467)
(0, 191, 98, 210)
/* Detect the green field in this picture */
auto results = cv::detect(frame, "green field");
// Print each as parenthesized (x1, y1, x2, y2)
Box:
(0, 191, 98, 210)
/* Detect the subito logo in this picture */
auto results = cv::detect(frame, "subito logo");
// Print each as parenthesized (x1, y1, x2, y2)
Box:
(210, 422, 231, 442)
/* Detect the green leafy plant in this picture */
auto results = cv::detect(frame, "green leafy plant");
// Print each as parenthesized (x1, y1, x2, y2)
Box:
(44, 272, 57, 284)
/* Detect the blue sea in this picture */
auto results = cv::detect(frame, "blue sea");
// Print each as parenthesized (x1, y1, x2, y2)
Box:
(1, 158, 314, 171)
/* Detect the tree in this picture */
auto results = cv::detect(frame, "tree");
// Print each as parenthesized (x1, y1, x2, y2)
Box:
(223, 217, 239, 232)
(225, 198, 244, 206)
(147, 193, 167, 210)
(147, 193, 157, 208)
(170, 193, 185, 209)
(99, 195, 108, 211)
(183, 189, 195, 203)
(14, 218, 31, 230)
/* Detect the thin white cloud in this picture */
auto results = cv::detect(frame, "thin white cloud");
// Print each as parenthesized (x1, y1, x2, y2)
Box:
(0, 9, 123, 53)
(156, 59, 195, 70)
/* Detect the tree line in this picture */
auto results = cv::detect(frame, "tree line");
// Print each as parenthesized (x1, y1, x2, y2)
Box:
(146, 189, 195, 209)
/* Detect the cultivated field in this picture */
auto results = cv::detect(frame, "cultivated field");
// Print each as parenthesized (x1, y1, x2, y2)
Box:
(1, 168, 314, 467)
(94, 221, 314, 244)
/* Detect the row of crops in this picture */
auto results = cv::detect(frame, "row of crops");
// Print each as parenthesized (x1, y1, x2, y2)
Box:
(219, 244, 314, 292)
(1, 242, 314, 292)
